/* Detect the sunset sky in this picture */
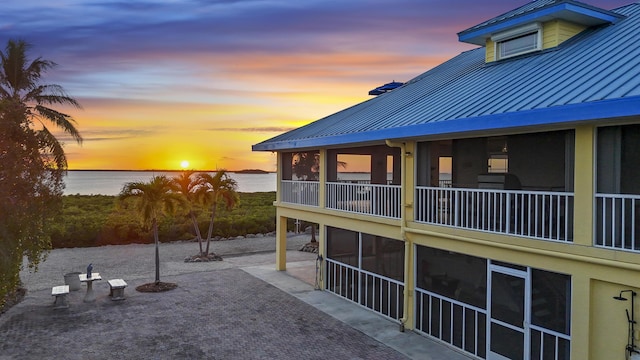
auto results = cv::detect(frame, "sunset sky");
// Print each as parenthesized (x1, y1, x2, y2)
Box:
(2, 0, 630, 171)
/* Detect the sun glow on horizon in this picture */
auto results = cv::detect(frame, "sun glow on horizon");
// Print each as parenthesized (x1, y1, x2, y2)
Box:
(180, 160, 190, 169)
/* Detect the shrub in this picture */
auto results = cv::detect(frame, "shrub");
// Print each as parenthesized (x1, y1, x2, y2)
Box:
(51, 192, 276, 248)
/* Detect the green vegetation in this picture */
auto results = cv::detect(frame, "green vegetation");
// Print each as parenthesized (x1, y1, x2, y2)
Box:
(50, 192, 276, 249)
(0, 39, 82, 309)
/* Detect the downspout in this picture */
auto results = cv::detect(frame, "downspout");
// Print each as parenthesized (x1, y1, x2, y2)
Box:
(385, 139, 410, 331)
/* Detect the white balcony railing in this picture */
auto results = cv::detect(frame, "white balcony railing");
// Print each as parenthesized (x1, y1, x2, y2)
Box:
(326, 258, 404, 321)
(415, 187, 574, 242)
(595, 193, 640, 252)
(280, 180, 319, 207)
(530, 324, 571, 360)
(415, 289, 571, 359)
(415, 288, 487, 358)
(326, 182, 401, 219)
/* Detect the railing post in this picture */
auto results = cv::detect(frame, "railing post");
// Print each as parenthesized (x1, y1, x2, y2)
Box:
(506, 192, 511, 234)
(454, 189, 460, 227)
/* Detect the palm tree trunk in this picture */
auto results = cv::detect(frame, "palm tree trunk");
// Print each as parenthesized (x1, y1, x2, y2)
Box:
(204, 204, 217, 256)
(190, 211, 203, 256)
(153, 217, 160, 284)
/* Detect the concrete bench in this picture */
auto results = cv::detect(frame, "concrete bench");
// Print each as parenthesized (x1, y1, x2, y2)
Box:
(108, 279, 127, 301)
(51, 285, 69, 309)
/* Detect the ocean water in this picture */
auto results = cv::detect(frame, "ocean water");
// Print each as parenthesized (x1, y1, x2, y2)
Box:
(64, 171, 276, 195)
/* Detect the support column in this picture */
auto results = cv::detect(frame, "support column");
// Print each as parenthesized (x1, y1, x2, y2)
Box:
(319, 149, 326, 209)
(275, 215, 287, 271)
(405, 142, 415, 222)
(571, 274, 590, 359)
(573, 125, 595, 246)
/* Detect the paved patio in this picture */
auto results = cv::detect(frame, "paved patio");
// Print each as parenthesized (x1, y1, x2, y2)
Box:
(0, 235, 470, 360)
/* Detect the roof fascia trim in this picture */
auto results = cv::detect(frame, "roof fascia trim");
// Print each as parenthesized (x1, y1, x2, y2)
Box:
(458, 3, 622, 45)
(252, 96, 640, 151)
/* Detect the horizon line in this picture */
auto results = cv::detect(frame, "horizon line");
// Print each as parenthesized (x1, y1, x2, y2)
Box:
(66, 169, 275, 173)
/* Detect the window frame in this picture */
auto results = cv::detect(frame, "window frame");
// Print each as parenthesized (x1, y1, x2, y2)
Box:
(492, 23, 542, 60)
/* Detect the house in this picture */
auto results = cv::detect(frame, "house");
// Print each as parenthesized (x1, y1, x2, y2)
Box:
(252, 1, 640, 359)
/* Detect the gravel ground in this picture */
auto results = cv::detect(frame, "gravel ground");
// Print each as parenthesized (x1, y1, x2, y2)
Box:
(20, 234, 313, 292)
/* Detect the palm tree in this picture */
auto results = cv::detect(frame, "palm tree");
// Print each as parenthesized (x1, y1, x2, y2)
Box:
(171, 170, 205, 256)
(0, 39, 82, 170)
(199, 171, 239, 256)
(291, 151, 320, 181)
(0, 39, 82, 307)
(119, 176, 182, 284)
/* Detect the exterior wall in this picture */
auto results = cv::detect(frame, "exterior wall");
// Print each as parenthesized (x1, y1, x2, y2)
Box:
(485, 19, 586, 63)
(591, 278, 640, 359)
(543, 20, 587, 48)
(273, 127, 640, 359)
(573, 125, 594, 247)
(485, 39, 496, 63)
(407, 223, 640, 359)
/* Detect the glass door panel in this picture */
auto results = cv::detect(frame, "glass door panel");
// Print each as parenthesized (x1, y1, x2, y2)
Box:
(490, 323, 524, 360)
(489, 268, 528, 360)
(491, 272, 524, 327)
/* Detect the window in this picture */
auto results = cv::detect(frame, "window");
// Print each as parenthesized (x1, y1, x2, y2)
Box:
(493, 23, 542, 60)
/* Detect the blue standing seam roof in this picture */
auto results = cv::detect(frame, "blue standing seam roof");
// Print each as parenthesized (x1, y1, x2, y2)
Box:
(253, 2, 640, 152)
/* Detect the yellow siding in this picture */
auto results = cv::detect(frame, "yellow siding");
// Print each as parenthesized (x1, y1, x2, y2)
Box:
(558, 20, 588, 43)
(590, 280, 640, 360)
(485, 39, 496, 62)
(542, 19, 587, 49)
(573, 125, 594, 246)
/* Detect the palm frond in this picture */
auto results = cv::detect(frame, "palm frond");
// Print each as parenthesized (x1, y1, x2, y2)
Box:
(37, 126, 68, 170)
(119, 176, 184, 227)
(28, 85, 82, 109)
(33, 105, 82, 144)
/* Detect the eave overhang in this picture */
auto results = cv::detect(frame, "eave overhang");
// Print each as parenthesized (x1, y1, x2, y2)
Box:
(252, 96, 640, 152)
(458, 2, 624, 46)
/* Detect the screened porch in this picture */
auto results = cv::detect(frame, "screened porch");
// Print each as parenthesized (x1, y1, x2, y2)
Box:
(414, 131, 575, 242)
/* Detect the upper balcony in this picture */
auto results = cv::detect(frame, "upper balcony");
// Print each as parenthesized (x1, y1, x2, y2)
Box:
(595, 124, 640, 253)
(414, 131, 575, 243)
(280, 146, 402, 219)
(278, 126, 640, 251)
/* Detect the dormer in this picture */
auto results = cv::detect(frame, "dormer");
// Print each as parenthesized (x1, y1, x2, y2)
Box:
(457, 0, 624, 63)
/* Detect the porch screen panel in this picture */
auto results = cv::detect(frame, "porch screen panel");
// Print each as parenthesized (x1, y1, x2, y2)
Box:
(325, 227, 405, 322)
(361, 234, 404, 282)
(596, 125, 640, 251)
(415, 246, 488, 359)
(529, 269, 571, 360)
(416, 246, 487, 308)
(326, 226, 358, 267)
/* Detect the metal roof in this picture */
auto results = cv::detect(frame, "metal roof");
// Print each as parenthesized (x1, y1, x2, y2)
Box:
(253, 2, 640, 152)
